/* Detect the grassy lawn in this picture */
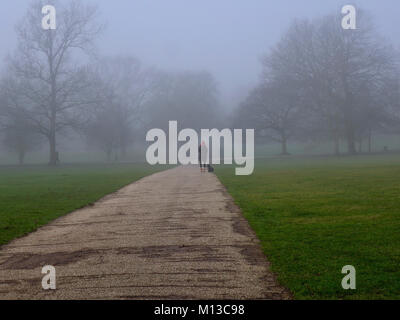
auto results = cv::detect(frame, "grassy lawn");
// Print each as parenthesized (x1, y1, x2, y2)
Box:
(0, 163, 166, 246)
(216, 155, 400, 299)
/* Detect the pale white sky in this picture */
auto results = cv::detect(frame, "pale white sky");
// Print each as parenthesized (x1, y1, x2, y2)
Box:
(0, 1, 399, 107)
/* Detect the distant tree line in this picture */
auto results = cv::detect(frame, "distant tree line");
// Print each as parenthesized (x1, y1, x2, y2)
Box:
(0, 0, 220, 165)
(234, 10, 400, 155)
(0, 2, 399, 165)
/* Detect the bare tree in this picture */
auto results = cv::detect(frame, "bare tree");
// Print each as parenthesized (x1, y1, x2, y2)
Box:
(236, 80, 305, 155)
(144, 70, 220, 133)
(1, 117, 41, 165)
(8, 0, 103, 165)
(84, 56, 157, 160)
(0, 74, 43, 164)
(264, 11, 398, 154)
(85, 107, 125, 162)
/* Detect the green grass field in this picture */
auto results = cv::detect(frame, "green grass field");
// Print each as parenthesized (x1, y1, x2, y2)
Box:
(216, 154, 400, 300)
(0, 163, 166, 246)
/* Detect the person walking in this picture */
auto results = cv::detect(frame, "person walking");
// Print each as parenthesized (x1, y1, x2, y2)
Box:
(199, 141, 208, 172)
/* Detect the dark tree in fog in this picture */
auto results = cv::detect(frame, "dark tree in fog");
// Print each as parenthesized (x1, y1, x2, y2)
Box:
(85, 56, 157, 161)
(8, 0, 103, 165)
(236, 80, 306, 155)
(144, 71, 220, 132)
(0, 75, 42, 164)
(85, 106, 127, 162)
(376, 70, 400, 138)
(264, 11, 398, 154)
(1, 118, 41, 165)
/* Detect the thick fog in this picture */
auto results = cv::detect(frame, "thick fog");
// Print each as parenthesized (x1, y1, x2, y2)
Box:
(1, 1, 399, 106)
(0, 1, 399, 164)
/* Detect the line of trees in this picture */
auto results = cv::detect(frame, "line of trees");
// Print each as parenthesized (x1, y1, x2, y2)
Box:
(1, 2, 399, 164)
(0, 0, 221, 165)
(0, 0, 103, 165)
(235, 11, 400, 155)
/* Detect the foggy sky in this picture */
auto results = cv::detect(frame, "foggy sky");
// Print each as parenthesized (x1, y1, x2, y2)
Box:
(0, 0, 399, 107)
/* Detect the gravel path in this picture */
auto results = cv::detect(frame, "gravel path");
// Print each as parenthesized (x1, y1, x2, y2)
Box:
(0, 166, 290, 299)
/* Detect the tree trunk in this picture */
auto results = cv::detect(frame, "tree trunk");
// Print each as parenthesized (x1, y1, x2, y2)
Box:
(345, 124, 357, 154)
(347, 139, 356, 154)
(48, 33, 58, 166)
(18, 150, 25, 166)
(343, 83, 356, 155)
(333, 131, 340, 156)
(106, 148, 112, 162)
(281, 137, 288, 155)
(48, 131, 57, 166)
(330, 114, 340, 156)
(368, 129, 372, 153)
